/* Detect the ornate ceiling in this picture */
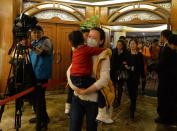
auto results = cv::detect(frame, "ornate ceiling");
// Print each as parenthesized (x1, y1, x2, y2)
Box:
(67, 0, 141, 2)
(72, 0, 110, 1)
(24, 0, 147, 5)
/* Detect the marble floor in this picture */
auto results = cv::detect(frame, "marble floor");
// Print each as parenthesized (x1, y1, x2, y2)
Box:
(0, 90, 177, 131)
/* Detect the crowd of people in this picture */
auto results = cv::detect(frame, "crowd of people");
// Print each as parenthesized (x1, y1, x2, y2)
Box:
(65, 28, 177, 131)
(12, 25, 177, 131)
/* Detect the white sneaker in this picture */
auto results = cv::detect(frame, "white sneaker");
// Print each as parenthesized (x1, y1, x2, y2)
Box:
(96, 107, 114, 124)
(65, 103, 71, 114)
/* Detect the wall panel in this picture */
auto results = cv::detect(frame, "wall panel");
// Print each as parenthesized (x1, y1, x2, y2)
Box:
(171, 0, 177, 31)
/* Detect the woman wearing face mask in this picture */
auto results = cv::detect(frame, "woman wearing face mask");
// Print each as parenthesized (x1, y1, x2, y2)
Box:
(65, 30, 106, 117)
(67, 27, 115, 131)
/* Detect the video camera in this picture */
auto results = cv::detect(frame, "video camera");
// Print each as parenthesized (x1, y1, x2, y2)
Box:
(8, 14, 38, 55)
(13, 13, 38, 40)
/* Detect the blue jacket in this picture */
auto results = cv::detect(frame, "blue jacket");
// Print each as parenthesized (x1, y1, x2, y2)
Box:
(30, 37, 53, 80)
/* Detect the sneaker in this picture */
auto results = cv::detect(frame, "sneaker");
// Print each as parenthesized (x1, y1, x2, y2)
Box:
(65, 103, 71, 115)
(96, 107, 114, 124)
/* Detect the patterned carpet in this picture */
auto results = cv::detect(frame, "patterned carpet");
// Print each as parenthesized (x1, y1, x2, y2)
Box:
(0, 89, 177, 131)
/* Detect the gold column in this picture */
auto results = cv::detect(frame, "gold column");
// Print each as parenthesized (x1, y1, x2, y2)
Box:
(85, 6, 95, 20)
(171, 0, 177, 31)
(100, 7, 108, 25)
(0, 0, 22, 93)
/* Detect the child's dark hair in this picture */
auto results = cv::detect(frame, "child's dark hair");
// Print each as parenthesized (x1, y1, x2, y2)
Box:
(81, 28, 90, 33)
(68, 30, 84, 48)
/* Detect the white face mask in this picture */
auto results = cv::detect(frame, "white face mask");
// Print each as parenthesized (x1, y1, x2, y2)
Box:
(87, 38, 97, 47)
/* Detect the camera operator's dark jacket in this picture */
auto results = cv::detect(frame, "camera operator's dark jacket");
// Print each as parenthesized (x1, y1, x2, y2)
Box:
(30, 37, 53, 80)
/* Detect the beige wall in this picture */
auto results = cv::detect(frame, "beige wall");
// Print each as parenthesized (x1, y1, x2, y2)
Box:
(113, 31, 126, 47)
(0, 0, 21, 93)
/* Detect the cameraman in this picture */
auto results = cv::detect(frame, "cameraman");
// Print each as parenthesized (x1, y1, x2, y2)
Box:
(29, 25, 53, 131)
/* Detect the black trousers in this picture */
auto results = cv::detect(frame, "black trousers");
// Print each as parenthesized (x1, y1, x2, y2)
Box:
(113, 78, 125, 105)
(31, 79, 49, 129)
(126, 78, 139, 113)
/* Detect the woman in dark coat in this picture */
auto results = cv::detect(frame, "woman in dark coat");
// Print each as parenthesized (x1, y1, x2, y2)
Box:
(110, 39, 128, 108)
(125, 39, 145, 119)
(155, 34, 177, 124)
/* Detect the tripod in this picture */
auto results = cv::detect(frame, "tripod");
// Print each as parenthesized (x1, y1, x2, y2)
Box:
(2, 40, 35, 131)
(12, 42, 29, 131)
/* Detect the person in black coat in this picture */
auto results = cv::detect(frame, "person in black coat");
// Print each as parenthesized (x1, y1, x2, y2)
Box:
(155, 34, 177, 125)
(110, 39, 128, 108)
(125, 39, 145, 119)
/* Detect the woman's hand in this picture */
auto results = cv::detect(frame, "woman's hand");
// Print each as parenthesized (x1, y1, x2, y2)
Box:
(75, 88, 87, 95)
(124, 64, 130, 70)
(75, 84, 98, 95)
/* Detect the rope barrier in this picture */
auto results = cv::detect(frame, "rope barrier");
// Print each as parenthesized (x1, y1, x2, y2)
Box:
(0, 79, 66, 106)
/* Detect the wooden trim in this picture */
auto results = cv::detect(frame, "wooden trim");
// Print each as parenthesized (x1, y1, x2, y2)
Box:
(101, 25, 111, 32)
(29, 0, 170, 7)
(38, 17, 81, 25)
(109, 8, 168, 24)
(109, 2, 170, 19)
(99, 0, 171, 7)
(29, 8, 83, 21)
(109, 19, 166, 26)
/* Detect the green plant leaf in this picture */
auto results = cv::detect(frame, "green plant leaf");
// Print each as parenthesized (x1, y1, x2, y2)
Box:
(80, 15, 100, 29)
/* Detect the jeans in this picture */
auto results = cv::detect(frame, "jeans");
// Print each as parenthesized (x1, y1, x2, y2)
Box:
(69, 95, 98, 131)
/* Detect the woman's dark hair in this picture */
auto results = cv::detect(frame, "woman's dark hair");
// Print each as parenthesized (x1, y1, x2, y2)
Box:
(91, 27, 105, 47)
(117, 39, 127, 51)
(68, 30, 84, 48)
(161, 29, 172, 41)
(119, 36, 126, 41)
(168, 34, 177, 46)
